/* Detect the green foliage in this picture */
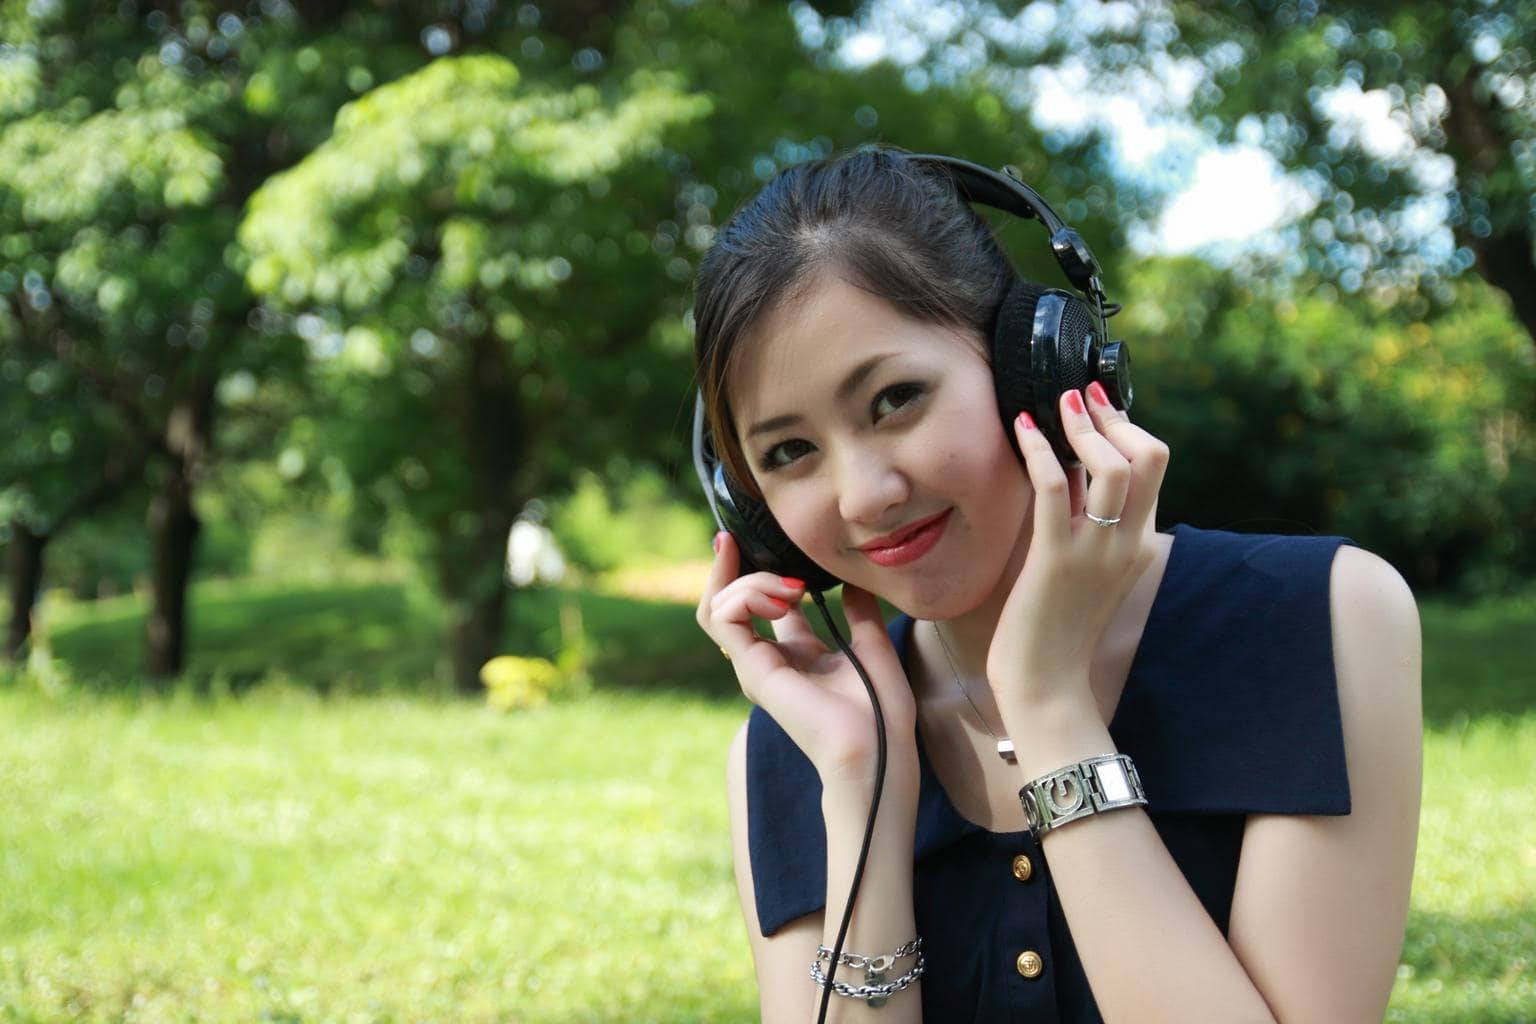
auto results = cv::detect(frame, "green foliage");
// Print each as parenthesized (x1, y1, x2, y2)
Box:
(1124, 257, 1536, 589)
(1162, 0, 1536, 284)
(240, 50, 712, 672)
(550, 469, 714, 574)
(243, 55, 709, 309)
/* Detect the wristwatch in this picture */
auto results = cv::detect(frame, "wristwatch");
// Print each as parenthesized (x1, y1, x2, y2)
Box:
(1019, 753, 1147, 839)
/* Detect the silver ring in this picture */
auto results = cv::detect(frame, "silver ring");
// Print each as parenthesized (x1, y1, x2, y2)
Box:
(1084, 511, 1122, 528)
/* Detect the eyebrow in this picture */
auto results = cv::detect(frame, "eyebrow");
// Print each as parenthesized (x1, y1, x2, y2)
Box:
(744, 353, 896, 439)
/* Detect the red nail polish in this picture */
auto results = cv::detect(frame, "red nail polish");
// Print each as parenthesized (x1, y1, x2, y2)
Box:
(781, 577, 805, 589)
(1065, 390, 1086, 415)
(713, 531, 725, 554)
(1087, 380, 1110, 407)
(767, 596, 788, 610)
(1018, 411, 1037, 431)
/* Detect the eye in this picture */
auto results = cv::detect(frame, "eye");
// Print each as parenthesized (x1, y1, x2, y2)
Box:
(759, 437, 815, 472)
(872, 382, 925, 420)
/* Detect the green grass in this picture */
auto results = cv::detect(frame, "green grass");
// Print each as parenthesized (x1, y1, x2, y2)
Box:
(39, 579, 734, 699)
(0, 686, 757, 1023)
(2, 580, 1533, 1022)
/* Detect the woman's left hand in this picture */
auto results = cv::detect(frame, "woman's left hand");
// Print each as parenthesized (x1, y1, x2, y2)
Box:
(985, 381, 1170, 717)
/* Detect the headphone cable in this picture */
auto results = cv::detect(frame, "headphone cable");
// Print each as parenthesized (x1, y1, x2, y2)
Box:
(809, 589, 887, 1024)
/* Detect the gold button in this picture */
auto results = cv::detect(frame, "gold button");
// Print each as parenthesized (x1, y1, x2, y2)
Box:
(1011, 854, 1034, 882)
(1016, 950, 1044, 979)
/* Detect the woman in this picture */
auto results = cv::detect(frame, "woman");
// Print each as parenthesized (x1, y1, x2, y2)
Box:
(693, 146, 1421, 1022)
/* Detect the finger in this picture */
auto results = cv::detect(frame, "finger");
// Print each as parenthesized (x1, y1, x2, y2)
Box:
(840, 584, 890, 651)
(839, 585, 907, 689)
(1084, 382, 1170, 530)
(1059, 389, 1132, 523)
(698, 530, 740, 615)
(1066, 465, 1088, 519)
(1014, 410, 1072, 546)
(770, 593, 821, 648)
(697, 532, 766, 659)
(712, 584, 801, 632)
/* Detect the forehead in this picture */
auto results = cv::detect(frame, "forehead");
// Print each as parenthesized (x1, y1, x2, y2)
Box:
(726, 276, 983, 424)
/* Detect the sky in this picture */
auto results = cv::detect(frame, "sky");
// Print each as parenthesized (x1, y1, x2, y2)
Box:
(795, 0, 1453, 267)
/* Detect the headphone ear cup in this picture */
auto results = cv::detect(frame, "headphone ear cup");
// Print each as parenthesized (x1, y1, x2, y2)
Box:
(713, 465, 842, 592)
(991, 279, 1100, 468)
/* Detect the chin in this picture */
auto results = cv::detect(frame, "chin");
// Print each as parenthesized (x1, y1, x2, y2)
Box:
(866, 522, 1027, 622)
(856, 568, 1002, 624)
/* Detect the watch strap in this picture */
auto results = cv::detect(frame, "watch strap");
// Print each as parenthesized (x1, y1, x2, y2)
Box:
(1019, 753, 1147, 838)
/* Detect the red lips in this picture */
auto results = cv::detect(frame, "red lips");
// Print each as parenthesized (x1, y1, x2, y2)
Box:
(858, 509, 952, 567)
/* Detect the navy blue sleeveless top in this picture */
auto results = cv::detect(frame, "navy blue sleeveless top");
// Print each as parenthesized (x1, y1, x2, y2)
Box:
(744, 524, 1356, 1022)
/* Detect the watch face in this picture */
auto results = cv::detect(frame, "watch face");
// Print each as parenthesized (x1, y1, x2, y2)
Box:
(1093, 761, 1133, 803)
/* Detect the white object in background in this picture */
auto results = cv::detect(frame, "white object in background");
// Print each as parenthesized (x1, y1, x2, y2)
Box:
(505, 519, 566, 587)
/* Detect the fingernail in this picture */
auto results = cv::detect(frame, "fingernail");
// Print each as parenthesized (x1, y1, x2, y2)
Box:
(1017, 411, 1036, 431)
(1087, 380, 1110, 407)
(713, 531, 725, 554)
(780, 577, 804, 589)
(767, 596, 788, 610)
(1065, 390, 1086, 415)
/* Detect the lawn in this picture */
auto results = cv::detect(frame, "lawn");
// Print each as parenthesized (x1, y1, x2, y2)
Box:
(1, 580, 1532, 1022)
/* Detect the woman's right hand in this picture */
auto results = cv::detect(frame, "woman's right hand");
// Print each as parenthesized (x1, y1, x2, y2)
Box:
(697, 531, 918, 792)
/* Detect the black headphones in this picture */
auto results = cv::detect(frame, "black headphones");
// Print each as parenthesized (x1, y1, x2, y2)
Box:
(692, 153, 1134, 593)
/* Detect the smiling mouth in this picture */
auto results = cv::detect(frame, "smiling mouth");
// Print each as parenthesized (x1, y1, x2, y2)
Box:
(858, 509, 952, 568)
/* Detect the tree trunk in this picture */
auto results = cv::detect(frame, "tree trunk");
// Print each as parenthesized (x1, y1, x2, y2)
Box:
(145, 459, 201, 678)
(1469, 228, 1536, 347)
(1443, 62, 1535, 346)
(443, 331, 525, 694)
(4, 521, 47, 663)
(145, 381, 214, 679)
(448, 571, 510, 695)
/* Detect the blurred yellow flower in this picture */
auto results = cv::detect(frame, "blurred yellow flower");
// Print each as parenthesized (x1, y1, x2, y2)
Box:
(480, 655, 563, 711)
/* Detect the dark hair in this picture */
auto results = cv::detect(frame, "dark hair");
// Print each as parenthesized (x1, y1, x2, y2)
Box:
(693, 145, 1014, 494)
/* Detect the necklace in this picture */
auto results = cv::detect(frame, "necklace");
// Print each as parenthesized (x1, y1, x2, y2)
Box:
(930, 621, 1017, 764)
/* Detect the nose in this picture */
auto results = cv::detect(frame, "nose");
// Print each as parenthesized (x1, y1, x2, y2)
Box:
(834, 445, 910, 526)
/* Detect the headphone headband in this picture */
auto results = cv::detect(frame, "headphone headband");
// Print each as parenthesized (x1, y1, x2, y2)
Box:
(907, 154, 1111, 314)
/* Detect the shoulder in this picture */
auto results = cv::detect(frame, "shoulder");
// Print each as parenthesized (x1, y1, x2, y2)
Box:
(1325, 544, 1423, 830)
(1328, 545, 1421, 681)
(1225, 543, 1422, 1020)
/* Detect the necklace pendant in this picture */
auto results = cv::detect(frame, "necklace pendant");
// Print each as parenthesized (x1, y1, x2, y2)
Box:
(996, 738, 1016, 764)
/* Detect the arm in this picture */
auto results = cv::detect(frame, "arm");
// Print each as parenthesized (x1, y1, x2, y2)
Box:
(702, 537, 925, 1022)
(992, 388, 1421, 1022)
(1226, 545, 1422, 1019)
(727, 722, 924, 1023)
(1004, 545, 1420, 1023)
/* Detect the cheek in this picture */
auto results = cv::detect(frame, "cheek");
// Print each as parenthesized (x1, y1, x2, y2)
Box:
(763, 484, 838, 560)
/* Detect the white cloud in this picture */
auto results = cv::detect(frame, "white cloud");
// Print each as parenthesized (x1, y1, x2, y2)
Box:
(1138, 146, 1318, 254)
(1316, 82, 1417, 162)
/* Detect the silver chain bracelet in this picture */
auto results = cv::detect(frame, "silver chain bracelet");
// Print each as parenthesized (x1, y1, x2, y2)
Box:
(815, 936, 922, 973)
(809, 953, 925, 1006)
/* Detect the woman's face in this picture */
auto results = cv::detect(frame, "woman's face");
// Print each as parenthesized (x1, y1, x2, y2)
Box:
(727, 274, 1034, 619)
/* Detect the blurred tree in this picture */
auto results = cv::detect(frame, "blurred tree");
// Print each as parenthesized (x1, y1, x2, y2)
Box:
(240, 54, 711, 691)
(1158, 0, 1536, 345)
(0, 2, 432, 676)
(1122, 256, 1536, 589)
(834, 0, 1536, 343)
(239, 0, 1134, 691)
(0, 321, 147, 660)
